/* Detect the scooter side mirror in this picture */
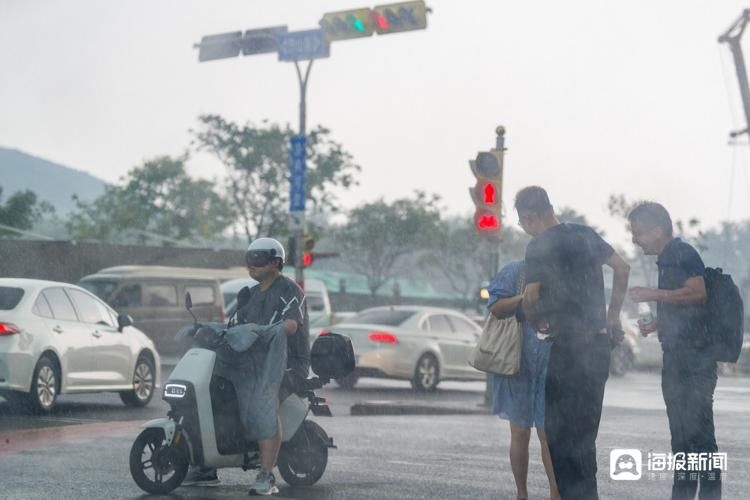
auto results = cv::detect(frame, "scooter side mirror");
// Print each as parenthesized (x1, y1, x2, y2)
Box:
(185, 292, 198, 324)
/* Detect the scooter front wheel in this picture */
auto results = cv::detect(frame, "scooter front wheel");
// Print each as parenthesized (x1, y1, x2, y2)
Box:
(277, 420, 329, 486)
(129, 428, 189, 494)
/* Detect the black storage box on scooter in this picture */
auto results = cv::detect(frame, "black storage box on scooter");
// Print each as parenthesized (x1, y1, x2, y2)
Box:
(310, 333, 355, 380)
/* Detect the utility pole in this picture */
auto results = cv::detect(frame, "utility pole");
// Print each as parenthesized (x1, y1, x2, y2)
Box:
(719, 10, 750, 141)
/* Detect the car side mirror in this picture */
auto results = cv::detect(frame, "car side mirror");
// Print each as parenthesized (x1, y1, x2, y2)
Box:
(117, 314, 134, 332)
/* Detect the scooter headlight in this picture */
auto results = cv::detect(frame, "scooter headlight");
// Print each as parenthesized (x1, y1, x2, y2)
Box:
(164, 383, 187, 398)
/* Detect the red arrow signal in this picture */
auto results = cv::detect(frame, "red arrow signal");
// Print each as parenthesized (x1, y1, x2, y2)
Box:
(476, 213, 500, 230)
(484, 182, 496, 204)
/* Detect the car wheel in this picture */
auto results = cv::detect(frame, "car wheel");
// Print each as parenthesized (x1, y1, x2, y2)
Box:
(610, 345, 633, 377)
(120, 355, 155, 407)
(28, 355, 59, 414)
(411, 353, 439, 392)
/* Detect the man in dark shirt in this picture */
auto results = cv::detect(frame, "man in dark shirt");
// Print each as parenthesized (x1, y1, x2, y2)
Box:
(517, 186, 630, 500)
(628, 202, 720, 500)
(237, 266, 310, 390)
(184, 237, 309, 496)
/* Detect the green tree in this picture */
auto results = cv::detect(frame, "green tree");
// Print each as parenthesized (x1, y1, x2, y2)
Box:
(335, 192, 441, 295)
(418, 216, 530, 305)
(192, 115, 360, 242)
(0, 187, 54, 237)
(66, 155, 232, 243)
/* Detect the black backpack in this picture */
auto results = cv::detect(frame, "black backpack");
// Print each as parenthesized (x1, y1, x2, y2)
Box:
(310, 332, 355, 381)
(704, 267, 744, 363)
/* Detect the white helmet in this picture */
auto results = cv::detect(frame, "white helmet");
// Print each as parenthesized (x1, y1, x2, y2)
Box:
(245, 237, 286, 267)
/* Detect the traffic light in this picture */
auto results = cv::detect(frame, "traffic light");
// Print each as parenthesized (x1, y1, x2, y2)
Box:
(320, 7, 375, 41)
(286, 236, 297, 266)
(469, 149, 504, 239)
(320, 2, 428, 41)
(302, 235, 315, 268)
(371, 1, 428, 35)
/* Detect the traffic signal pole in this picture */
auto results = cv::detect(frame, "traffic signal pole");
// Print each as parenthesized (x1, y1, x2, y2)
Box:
(195, 2, 429, 292)
(491, 126, 506, 278)
(293, 59, 314, 288)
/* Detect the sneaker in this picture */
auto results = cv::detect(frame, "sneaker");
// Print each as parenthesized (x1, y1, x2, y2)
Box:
(182, 466, 220, 486)
(249, 471, 279, 496)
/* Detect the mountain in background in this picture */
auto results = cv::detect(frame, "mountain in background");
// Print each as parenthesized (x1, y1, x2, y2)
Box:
(0, 147, 108, 215)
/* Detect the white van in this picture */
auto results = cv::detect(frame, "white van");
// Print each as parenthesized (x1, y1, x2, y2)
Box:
(303, 279, 332, 324)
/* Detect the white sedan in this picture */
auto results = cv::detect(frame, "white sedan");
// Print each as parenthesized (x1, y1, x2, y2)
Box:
(319, 305, 485, 391)
(0, 278, 161, 413)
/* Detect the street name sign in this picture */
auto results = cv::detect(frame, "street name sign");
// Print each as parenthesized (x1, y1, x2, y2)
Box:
(278, 29, 330, 62)
(241, 26, 288, 55)
(197, 31, 243, 62)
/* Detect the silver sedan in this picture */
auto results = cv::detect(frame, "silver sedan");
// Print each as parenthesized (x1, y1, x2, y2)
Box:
(0, 278, 161, 413)
(318, 305, 485, 391)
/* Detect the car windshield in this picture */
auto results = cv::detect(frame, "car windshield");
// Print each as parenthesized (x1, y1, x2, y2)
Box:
(78, 280, 118, 301)
(347, 309, 415, 326)
(0, 287, 24, 310)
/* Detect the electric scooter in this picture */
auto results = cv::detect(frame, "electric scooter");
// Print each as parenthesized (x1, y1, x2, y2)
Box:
(129, 289, 353, 494)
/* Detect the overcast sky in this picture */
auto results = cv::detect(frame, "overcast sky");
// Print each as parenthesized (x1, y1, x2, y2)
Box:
(2, 0, 750, 250)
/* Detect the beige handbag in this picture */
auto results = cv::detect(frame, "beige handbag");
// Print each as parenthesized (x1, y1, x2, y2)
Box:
(469, 269, 524, 376)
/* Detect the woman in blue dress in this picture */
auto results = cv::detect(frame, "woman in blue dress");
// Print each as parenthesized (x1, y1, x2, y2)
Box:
(488, 260, 560, 500)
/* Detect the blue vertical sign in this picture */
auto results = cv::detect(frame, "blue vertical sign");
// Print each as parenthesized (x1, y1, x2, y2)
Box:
(289, 135, 306, 212)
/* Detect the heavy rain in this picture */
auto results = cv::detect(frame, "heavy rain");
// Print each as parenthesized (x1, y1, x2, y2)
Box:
(0, 1, 749, 499)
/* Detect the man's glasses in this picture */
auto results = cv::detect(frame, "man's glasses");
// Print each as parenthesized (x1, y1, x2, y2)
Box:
(245, 250, 274, 268)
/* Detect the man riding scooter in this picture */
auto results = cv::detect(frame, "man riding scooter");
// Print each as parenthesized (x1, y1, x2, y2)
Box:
(184, 237, 310, 496)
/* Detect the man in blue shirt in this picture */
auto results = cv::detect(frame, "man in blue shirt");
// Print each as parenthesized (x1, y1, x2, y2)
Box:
(628, 201, 720, 500)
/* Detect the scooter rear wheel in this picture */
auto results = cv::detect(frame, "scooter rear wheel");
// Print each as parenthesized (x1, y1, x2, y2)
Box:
(277, 421, 328, 486)
(129, 428, 189, 494)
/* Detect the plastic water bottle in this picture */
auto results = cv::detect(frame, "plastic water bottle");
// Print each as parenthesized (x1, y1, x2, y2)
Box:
(637, 302, 654, 326)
